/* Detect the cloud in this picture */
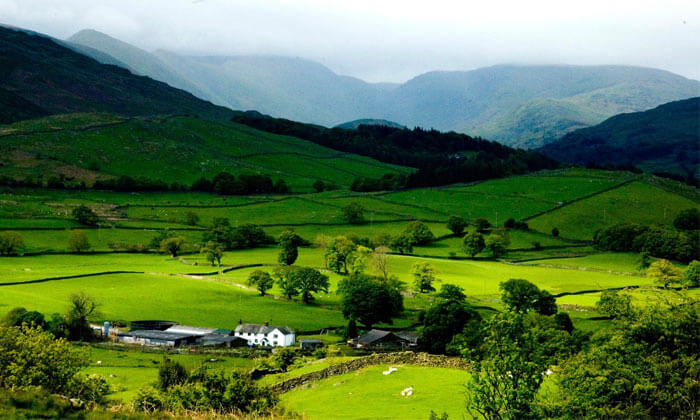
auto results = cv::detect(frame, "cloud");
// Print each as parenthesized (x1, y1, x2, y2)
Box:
(0, 0, 698, 82)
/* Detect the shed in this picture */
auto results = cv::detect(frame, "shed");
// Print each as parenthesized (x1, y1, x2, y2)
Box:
(117, 330, 197, 347)
(355, 329, 412, 349)
(165, 325, 217, 336)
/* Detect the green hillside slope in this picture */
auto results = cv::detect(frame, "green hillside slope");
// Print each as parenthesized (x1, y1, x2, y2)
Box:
(539, 97, 700, 178)
(0, 26, 233, 124)
(0, 113, 408, 190)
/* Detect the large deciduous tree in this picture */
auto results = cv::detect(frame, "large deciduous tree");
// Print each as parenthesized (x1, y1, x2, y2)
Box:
(338, 274, 403, 328)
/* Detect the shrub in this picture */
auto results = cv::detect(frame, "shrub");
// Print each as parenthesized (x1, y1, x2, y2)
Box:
(72, 205, 99, 226)
(67, 230, 90, 253)
(341, 202, 366, 224)
(158, 359, 189, 390)
(0, 231, 23, 256)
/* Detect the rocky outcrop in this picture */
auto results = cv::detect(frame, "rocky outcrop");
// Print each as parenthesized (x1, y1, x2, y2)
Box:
(269, 352, 470, 393)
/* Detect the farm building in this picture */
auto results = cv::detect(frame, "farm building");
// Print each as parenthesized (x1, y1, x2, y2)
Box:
(165, 325, 217, 336)
(234, 322, 295, 347)
(197, 334, 249, 348)
(299, 338, 323, 350)
(351, 329, 415, 349)
(116, 330, 197, 347)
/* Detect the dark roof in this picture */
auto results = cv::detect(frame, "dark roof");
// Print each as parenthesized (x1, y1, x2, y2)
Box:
(358, 329, 394, 344)
(235, 323, 293, 335)
(395, 331, 419, 343)
(118, 330, 195, 341)
(299, 338, 322, 343)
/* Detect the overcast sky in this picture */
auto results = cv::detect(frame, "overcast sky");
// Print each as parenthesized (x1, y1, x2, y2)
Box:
(1, 0, 698, 83)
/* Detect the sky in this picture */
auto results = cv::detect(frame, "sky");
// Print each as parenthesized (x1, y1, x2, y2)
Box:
(1, 0, 698, 83)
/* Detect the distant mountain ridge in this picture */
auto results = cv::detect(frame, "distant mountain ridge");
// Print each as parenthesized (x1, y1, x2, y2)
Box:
(67, 28, 700, 148)
(539, 97, 700, 179)
(335, 119, 406, 130)
(0, 26, 233, 124)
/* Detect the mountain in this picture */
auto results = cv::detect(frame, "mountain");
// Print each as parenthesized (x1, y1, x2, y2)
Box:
(66, 28, 700, 148)
(539, 97, 700, 178)
(335, 119, 406, 130)
(0, 26, 233, 123)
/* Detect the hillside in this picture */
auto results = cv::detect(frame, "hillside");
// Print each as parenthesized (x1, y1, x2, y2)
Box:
(539, 97, 700, 178)
(0, 113, 407, 191)
(0, 26, 233, 123)
(67, 29, 700, 147)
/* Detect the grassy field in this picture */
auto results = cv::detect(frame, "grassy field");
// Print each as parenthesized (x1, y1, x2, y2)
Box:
(280, 364, 472, 420)
(527, 181, 698, 239)
(0, 114, 407, 191)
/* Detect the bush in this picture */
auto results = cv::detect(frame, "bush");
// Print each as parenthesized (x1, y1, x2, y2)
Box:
(67, 230, 90, 253)
(404, 221, 435, 245)
(72, 205, 99, 226)
(673, 208, 700, 230)
(0, 325, 91, 396)
(67, 374, 110, 404)
(158, 359, 189, 390)
(0, 231, 23, 256)
(341, 202, 366, 224)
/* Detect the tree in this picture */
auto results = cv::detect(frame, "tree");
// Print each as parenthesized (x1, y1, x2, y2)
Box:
(288, 267, 329, 304)
(0, 231, 23, 256)
(341, 202, 366, 224)
(338, 274, 404, 328)
(273, 266, 298, 300)
(312, 179, 326, 193)
(436, 284, 466, 302)
(160, 236, 185, 257)
(551, 227, 559, 237)
(277, 230, 301, 265)
(682, 260, 700, 286)
(346, 319, 358, 339)
(325, 236, 357, 273)
(673, 208, 700, 231)
(462, 230, 485, 258)
(485, 228, 510, 257)
(149, 228, 174, 249)
(636, 251, 651, 271)
(72, 205, 99, 226)
(595, 290, 634, 319)
(389, 233, 413, 254)
(420, 299, 480, 354)
(67, 229, 90, 253)
(466, 313, 552, 420)
(447, 215, 468, 236)
(412, 262, 438, 293)
(247, 270, 274, 296)
(474, 218, 491, 233)
(646, 259, 682, 288)
(158, 358, 188, 390)
(0, 324, 90, 396)
(184, 211, 200, 226)
(552, 298, 699, 419)
(347, 245, 371, 275)
(200, 241, 224, 266)
(371, 246, 390, 280)
(66, 292, 98, 341)
(499, 279, 556, 315)
(202, 217, 235, 248)
(2, 307, 47, 329)
(404, 221, 435, 245)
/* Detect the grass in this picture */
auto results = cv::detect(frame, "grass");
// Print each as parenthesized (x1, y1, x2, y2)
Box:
(0, 115, 406, 191)
(81, 345, 254, 401)
(0, 273, 346, 330)
(527, 181, 699, 239)
(280, 364, 472, 420)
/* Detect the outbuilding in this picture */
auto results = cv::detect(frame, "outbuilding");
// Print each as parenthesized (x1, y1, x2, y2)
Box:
(299, 338, 323, 350)
(353, 329, 413, 349)
(116, 330, 197, 347)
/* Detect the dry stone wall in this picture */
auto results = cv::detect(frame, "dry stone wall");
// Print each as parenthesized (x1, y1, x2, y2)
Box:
(269, 351, 470, 393)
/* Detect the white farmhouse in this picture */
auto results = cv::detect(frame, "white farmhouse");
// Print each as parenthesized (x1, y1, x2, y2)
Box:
(234, 322, 295, 347)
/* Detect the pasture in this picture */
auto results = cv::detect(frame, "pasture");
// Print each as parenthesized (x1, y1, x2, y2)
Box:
(280, 364, 472, 420)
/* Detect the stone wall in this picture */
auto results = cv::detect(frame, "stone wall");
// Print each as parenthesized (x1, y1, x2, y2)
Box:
(269, 351, 470, 393)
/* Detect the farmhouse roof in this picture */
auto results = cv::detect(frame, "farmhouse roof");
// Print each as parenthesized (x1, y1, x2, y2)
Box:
(235, 323, 293, 335)
(395, 331, 419, 344)
(358, 329, 394, 344)
(165, 325, 217, 336)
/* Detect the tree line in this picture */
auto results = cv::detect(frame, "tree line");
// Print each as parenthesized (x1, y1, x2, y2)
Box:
(232, 112, 560, 188)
